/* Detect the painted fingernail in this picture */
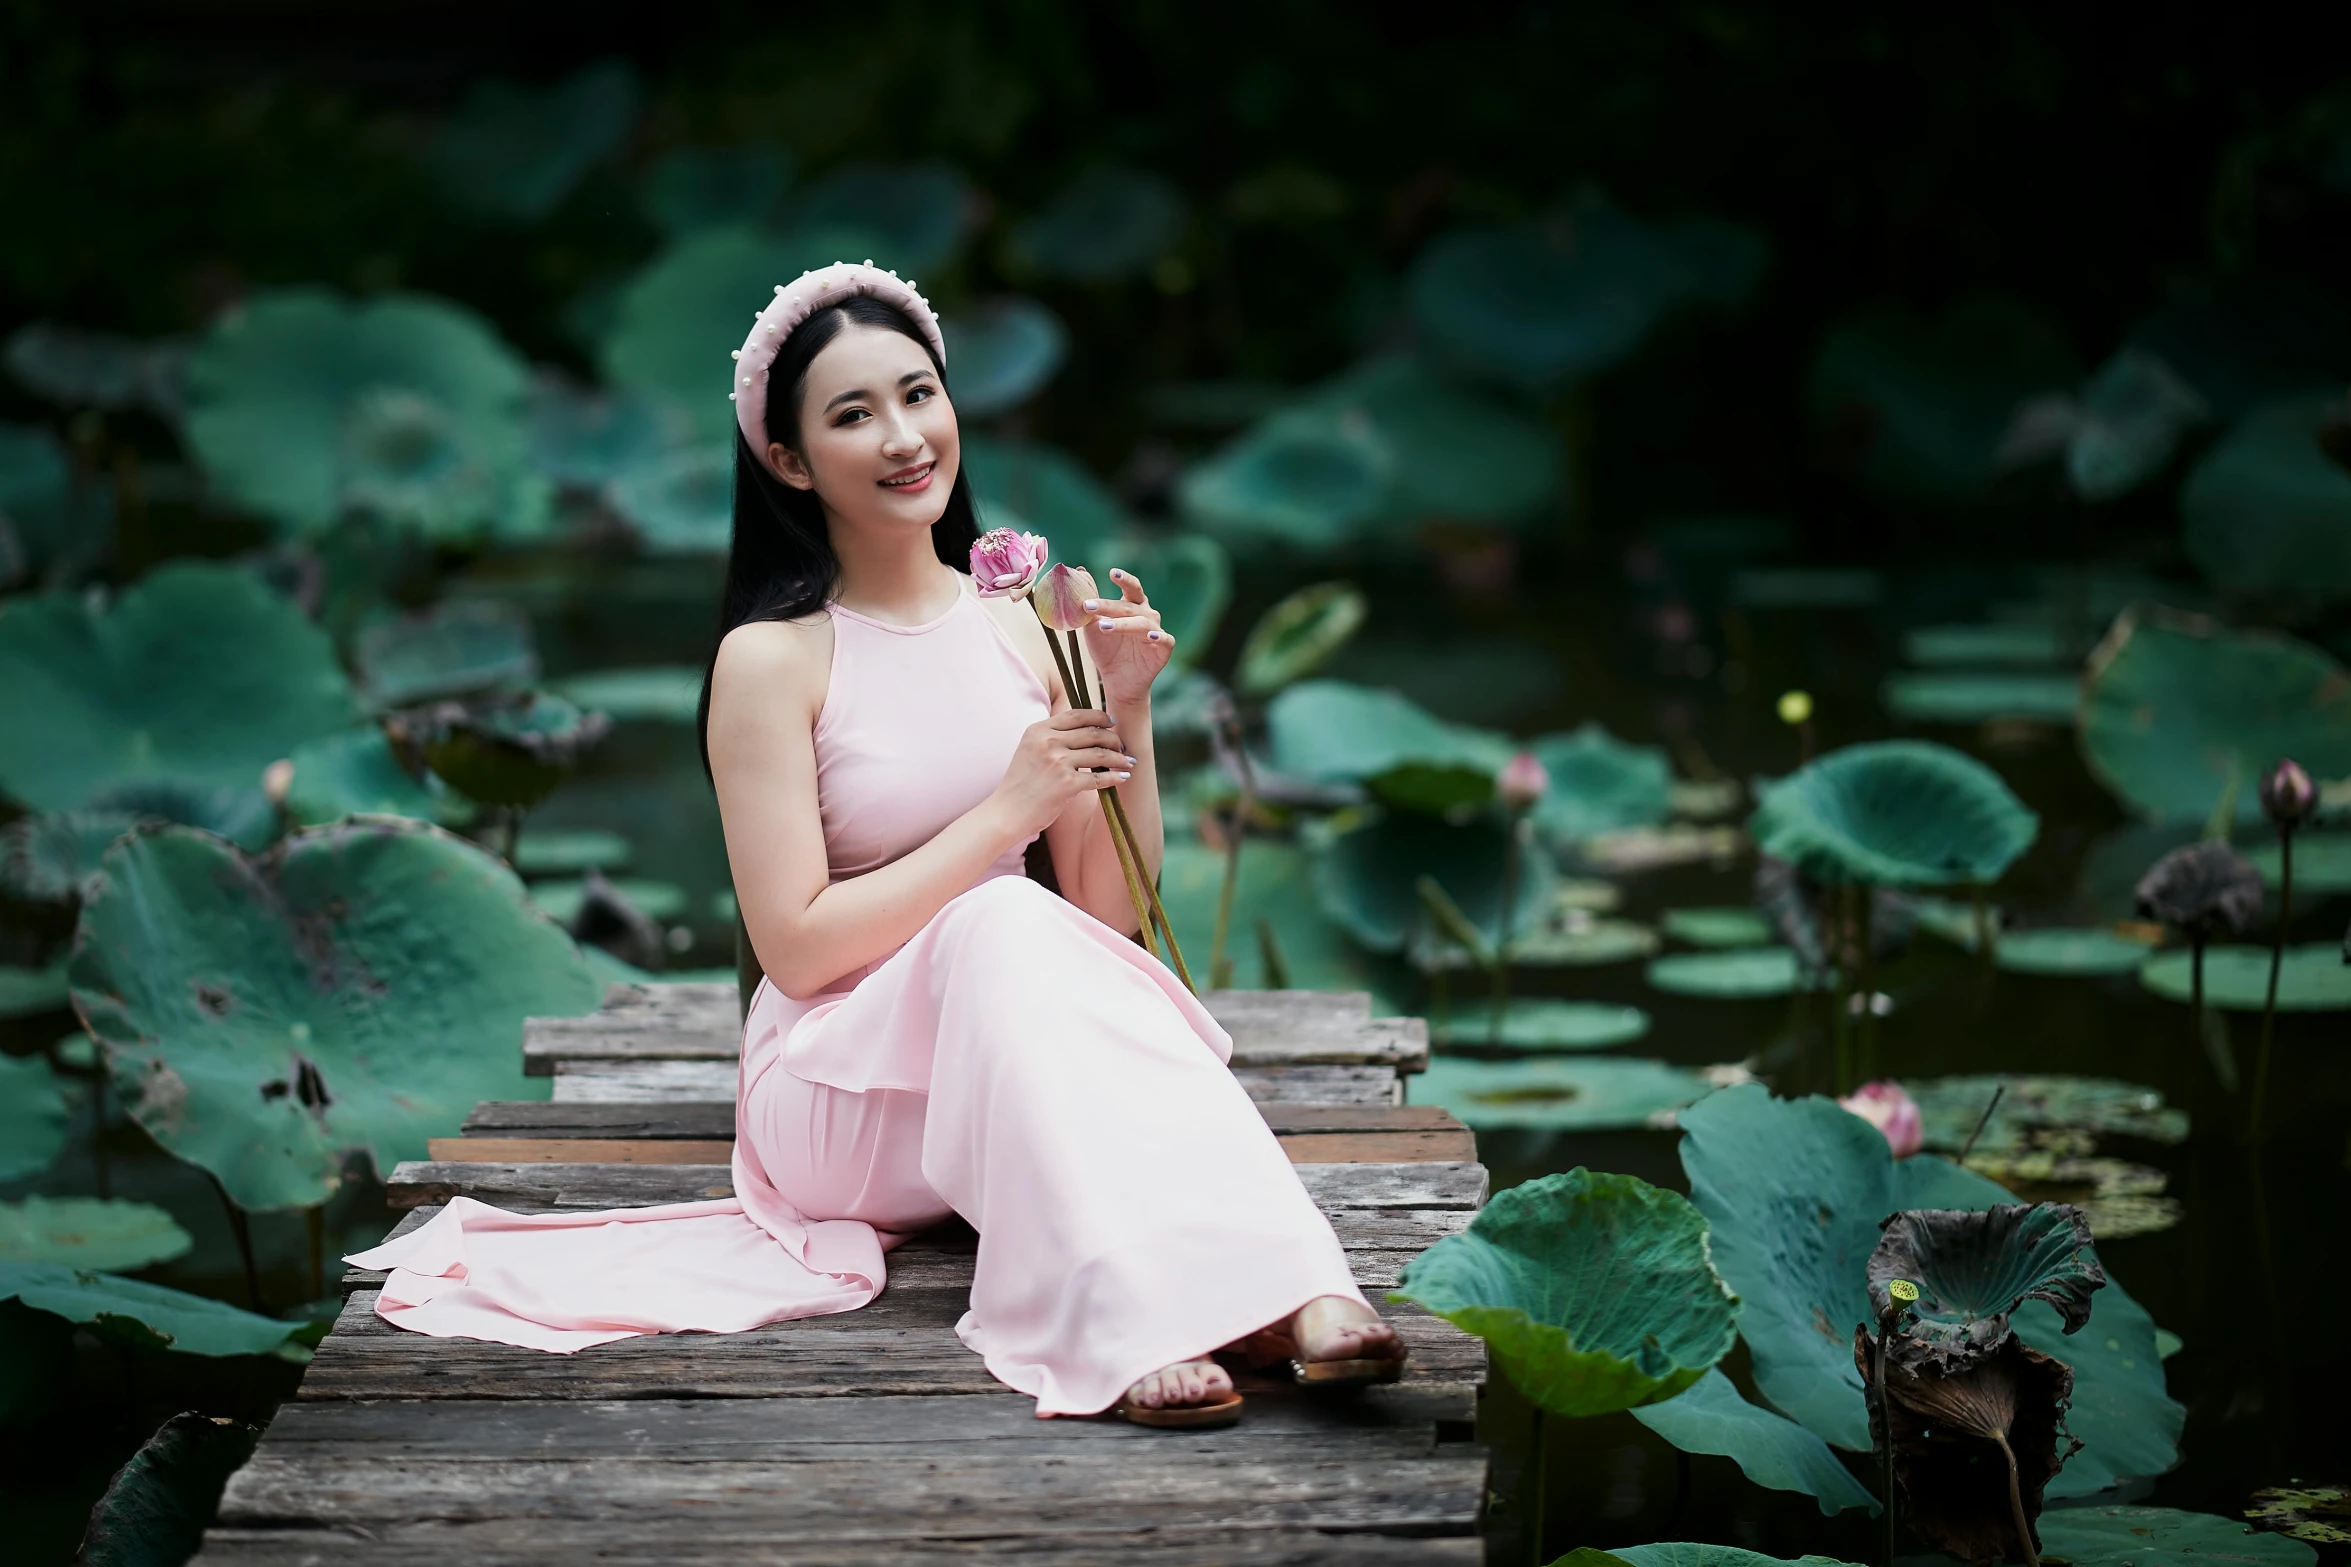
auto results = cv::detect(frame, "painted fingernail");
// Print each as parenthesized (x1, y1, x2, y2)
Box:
(1116, 770, 1132, 780)
(1082, 599, 1097, 610)
(1147, 630, 1161, 640)
(1098, 617, 1114, 630)
(1123, 755, 1137, 765)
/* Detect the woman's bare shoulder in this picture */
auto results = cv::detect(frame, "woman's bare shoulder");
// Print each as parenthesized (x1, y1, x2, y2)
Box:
(712, 614, 832, 718)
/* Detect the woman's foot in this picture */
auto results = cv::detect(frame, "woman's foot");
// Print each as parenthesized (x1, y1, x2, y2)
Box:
(1122, 1356, 1235, 1413)
(1290, 1294, 1405, 1372)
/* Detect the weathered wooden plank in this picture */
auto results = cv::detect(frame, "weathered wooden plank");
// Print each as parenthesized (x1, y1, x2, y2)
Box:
(463, 1100, 1464, 1139)
(546, 1059, 1405, 1107)
(1234, 1065, 1402, 1106)
(382, 1159, 1485, 1213)
(428, 1127, 1475, 1167)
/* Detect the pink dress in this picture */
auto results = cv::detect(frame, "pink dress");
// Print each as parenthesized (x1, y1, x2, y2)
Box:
(346, 579, 1369, 1416)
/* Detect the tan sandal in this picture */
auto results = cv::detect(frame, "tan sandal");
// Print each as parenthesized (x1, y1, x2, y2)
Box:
(1108, 1389, 1245, 1428)
(1291, 1350, 1406, 1386)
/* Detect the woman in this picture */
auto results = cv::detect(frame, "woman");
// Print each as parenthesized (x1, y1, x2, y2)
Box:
(350, 262, 1402, 1426)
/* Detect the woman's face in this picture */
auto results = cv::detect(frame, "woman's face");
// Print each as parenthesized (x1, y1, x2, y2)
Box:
(771, 321, 959, 537)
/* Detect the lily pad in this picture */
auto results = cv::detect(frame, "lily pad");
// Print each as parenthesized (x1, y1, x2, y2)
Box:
(1410, 1055, 1714, 1132)
(1630, 1369, 1881, 1516)
(2033, 1506, 2318, 1567)
(1472, 999, 1652, 1051)
(791, 161, 977, 275)
(1748, 740, 2039, 887)
(1646, 948, 1810, 998)
(427, 61, 639, 223)
(2182, 395, 2351, 604)
(1390, 1168, 1738, 1416)
(1904, 1074, 2188, 1154)
(1234, 581, 1367, 697)
(1308, 353, 1561, 532)
(2248, 831, 2351, 895)
(1607, 1548, 1863, 1567)
(1993, 927, 2159, 976)
(607, 442, 733, 554)
(1157, 840, 1378, 993)
(284, 727, 469, 827)
(1530, 725, 1674, 843)
(0, 1197, 192, 1271)
(0, 1262, 306, 1356)
(1268, 681, 1512, 813)
(1177, 402, 1391, 550)
(0, 561, 358, 812)
(550, 665, 705, 723)
(1310, 811, 1554, 953)
(2140, 943, 2351, 1012)
(4, 789, 279, 907)
(963, 438, 1129, 568)
(69, 818, 602, 1210)
(529, 876, 688, 923)
(1663, 907, 1775, 948)
(1880, 672, 2080, 725)
(0, 1052, 73, 1179)
(942, 298, 1068, 419)
(1088, 532, 1229, 671)
(76, 1410, 264, 1567)
(1958, 1152, 2181, 1241)
(2079, 606, 2351, 825)
(185, 288, 546, 542)
(512, 829, 632, 875)
(354, 600, 538, 708)
(1580, 824, 1744, 874)
(1007, 167, 1189, 282)
(2247, 1486, 2351, 1547)
(638, 143, 793, 237)
(1903, 624, 2072, 666)
(1433, 917, 1660, 971)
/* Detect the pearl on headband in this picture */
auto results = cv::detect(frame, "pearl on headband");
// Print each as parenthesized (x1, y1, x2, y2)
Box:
(731, 261, 949, 481)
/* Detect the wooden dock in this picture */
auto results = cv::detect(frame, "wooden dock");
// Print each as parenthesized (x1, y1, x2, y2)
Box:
(195, 985, 1491, 1564)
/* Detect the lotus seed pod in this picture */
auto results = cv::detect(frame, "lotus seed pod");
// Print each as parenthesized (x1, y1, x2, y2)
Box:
(2260, 757, 2318, 830)
(1777, 689, 1814, 726)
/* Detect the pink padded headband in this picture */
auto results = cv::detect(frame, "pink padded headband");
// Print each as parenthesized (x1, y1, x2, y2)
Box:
(730, 261, 949, 479)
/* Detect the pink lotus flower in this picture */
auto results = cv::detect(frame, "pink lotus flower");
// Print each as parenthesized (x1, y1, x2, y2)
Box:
(1496, 750, 1549, 811)
(970, 528, 1048, 598)
(2261, 757, 2317, 830)
(1034, 563, 1101, 633)
(1840, 1079, 1923, 1158)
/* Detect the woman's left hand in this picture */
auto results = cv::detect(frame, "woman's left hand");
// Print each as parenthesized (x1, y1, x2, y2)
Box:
(1081, 568, 1173, 705)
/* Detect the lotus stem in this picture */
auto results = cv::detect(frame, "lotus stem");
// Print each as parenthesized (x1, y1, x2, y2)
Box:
(1993, 1426, 2039, 1567)
(1030, 603, 1159, 958)
(1972, 881, 1996, 968)
(1832, 888, 1854, 1096)
(1064, 626, 1190, 985)
(2251, 828, 2293, 1144)
(209, 1172, 262, 1313)
(1878, 1327, 1896, 1567)
(1108, 786, 1194, 991)
(1489, 813, 1524, 1048)
(1855, 885, 1878, 1083)
(1957, 1082, 2007, 1163)
(1255, 914, 1291, 990)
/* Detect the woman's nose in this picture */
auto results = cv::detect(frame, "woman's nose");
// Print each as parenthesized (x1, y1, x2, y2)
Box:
(875, 406, 923, 457)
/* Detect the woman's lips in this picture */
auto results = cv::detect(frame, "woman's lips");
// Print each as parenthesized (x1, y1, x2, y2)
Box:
(879, 461, 935, 493)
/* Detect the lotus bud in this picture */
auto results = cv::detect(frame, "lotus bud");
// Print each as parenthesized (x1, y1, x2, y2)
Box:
(2260, 757, 2318, 831)
(1777, 689, 1814, 726)
(969, 528, 1048, 599)
(1496, 750, 1549, 812)
(1839, 1079, 1923, 1158)
(1034, 563, 1100, 634)
(261, 757, 294, 806)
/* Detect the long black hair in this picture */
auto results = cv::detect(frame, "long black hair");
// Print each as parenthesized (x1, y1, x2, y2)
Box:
(695, 294, 981, 777)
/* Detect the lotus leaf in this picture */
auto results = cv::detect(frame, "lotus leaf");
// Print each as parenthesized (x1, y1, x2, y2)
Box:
(1881, 672, 2080, 725)
(1310, 810, 1555, 952)
(1527, 725, 1674, 843)
(1269, 681, 1513, 813)
(184, 288, 546, 541)
(4, 792, 278, 908)
(76, 1410, 264, 1567)
(0, 1052, 73, 1179)
(1867, 1204, 2104, 1356)
(1177, 403, 1392, 549)
(526, 376, 690, 488)
(962, 438, 1129, 567)
(1420, 917, 1659, 972)
(1609, 1548, 1864, 1567)
(1992, 928, 2159, 976)
(0, 1262, 306, 1357)
(1409, 1056, 1713, 1132)
(607, 442, 734, 554)
(2140, 943, 2351, 1012)
(4, 322, 181, 416)
(1808, 297, 2079, 502)
(513, 829, 632, 875)
(1669, 779, 1744, 821)
(2033, 1507, 2318, 1567)
(1904, 624, 2072, 667)
(1308, 353, 1560, 530)
(1630, 1369, 1881, 1516)
(792, 161, 976, 274)
(1008, 167, 1189, 282)
(0, 1197, 192, 1271)
(355, 600, 538, 708)
(2182, 395, 2351, 603)
(2003, 350, 2210, 502)
(1662, 908, 1774, 948)
(1235, 582, 1367, 697)
(1645, 948, 1809, 998)
(2250, 832, 2351, 894)
(2079, 607, 2351, 825)
(1408, 193, 1765, 387)
(1089, 533, 1229, 671)
(1150, 841, 1379, 993)
(550, 665, 704, 724)
(0, 419, 105, 587)
(1476, 999, 1652, 1051)
(1904, 1074, 2187, 1154)
(92, 780, 279, 849)
(1958, 1153, 2180, 1241)
(639, 144, 794, 237)
(390, 691, 611, 810)
(284, 728, 468, 827)
(1389, 1168, 1738, 1416)
(1748, 741, 2039, 887)
(69, 818, 601, 1210)
(2246, 1486, 2351, 1547)
(427, 61, 637, 221)
(1678, 1084, 2184, 1492)
(0, 561, 358, 811)
(530, 876, 688, 923)
(942, 298, 1068, 418)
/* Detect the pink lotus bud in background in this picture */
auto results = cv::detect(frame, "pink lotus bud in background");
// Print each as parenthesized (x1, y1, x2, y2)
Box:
(261, 757, 294, 806)
(1034, 563, 1101, 633)
(2260, 757, 2317, 830)
(1496, 750, 1549, 811)
(970, 528, 1048, 598)
(1839, 1079, 1923, 1158)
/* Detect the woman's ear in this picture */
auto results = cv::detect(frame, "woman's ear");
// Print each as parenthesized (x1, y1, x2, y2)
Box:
(770, 442, 816, 492)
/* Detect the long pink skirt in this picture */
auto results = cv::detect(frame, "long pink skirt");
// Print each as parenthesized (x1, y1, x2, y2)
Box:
(347, 874, 1368, 1415)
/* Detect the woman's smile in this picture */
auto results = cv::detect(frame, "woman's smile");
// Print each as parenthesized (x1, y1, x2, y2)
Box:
(879, 460, 935, 493)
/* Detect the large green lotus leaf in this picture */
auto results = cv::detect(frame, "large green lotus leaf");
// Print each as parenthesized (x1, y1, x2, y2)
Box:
(75, 1409, 264, 1567)
(1089, 532, 1229, 672)
(1310, 810, 1555, 952)
(2250, 831, 2351, 895)
(1310, 353, 1561, 530)
(1235, 582, 1367, 698)
(1007, 167, 1189, 283)
(1903, 1074, 2187, 1155)
(0, 1052, 73, 1179)
(606, 442, 733, 553)
(943, 298, 1068, 419)
(0, 1197, 192, 1272)
(1630, 1369, 1881, 1516)
(0, 419, 106, 586)
(526, 376, 690, 489)
(1530, 725, 1674, 843)
(1807, 297, 2079, 503)
(1390, 1168, 1738, 1417)
(2033, 1507, 2318, 1567)
(1269, 681, 1514, 813)
(792, 161, 977, 275)
(639, 144, 794, 238)
(69, 819, 601, 1211)
(285, 728, 469, 828)
(184, 288, 545, 541)
(400, 691, 612, 811)
(1867, 1204, 2104, 1352)
(1409, 194, 1765, 387)
(1322, 636, 1563, 732)
(354, 599, 538, 709)
(963, 437, 1129, 568)
(2030, 349, 2212, 503)
(1993, 927, 2158, 976)
(2079, 606, 2351, 825)
(2182, 396, 2351, 603)
(0, 1261, 305, 1357)
(2140, 943, 2351, 1012)
(0, 562, 358, 811)
(1646, 947, 1810, 998)
(1154, 840, 1381, 993)
(1410, 1055, 1713, 1132)
(1478, 999, 1652, 1052)
(1678, 1084, 2183, 1492)
(1662, 907, 1775, 948)
(1606, 1547, 1864, 1567)
(551, 666, 704, 725)
(4, 789, 278, 908)
(1176, 402, 1393, 550)
(1748, 740, 2039, 887)
(427, 61, 639, 223)
(1881, 672, 2081, 726)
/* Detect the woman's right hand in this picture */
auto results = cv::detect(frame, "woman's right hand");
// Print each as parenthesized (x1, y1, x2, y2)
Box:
(990, 709, 1133, 839)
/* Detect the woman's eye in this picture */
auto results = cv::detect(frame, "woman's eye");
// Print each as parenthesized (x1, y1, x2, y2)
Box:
(835, 408, 868, 425)
(907, 385, 933, 404)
